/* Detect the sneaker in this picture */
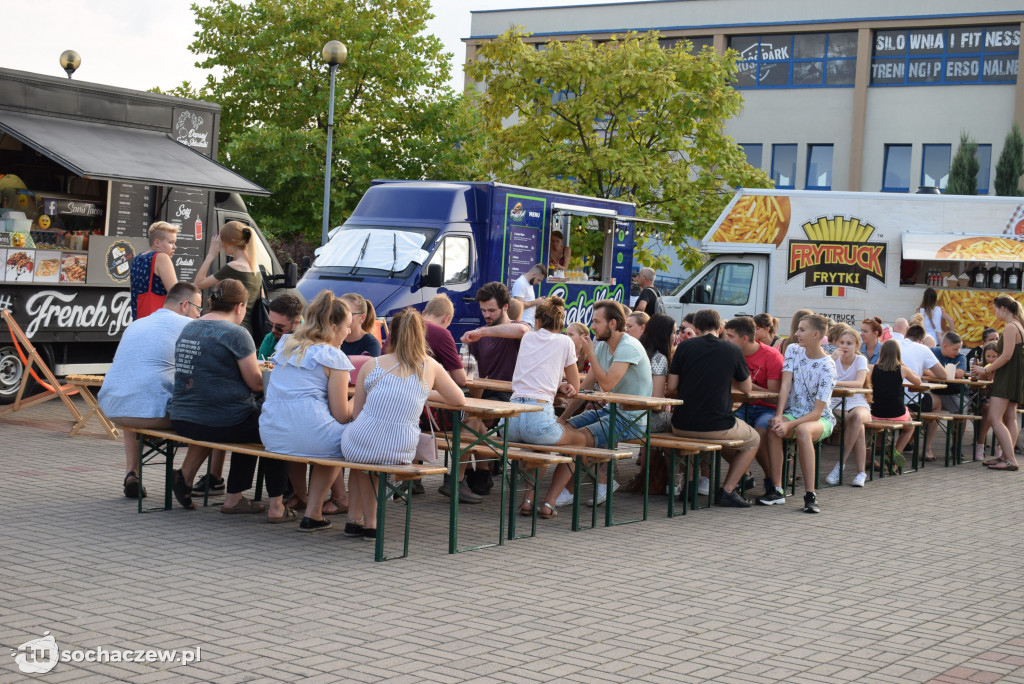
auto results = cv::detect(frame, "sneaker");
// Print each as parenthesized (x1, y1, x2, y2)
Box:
(716, 487, 751, 508)
(758, 488, 786, 506)
(457, 479, 483, 504)
(298, 517, 333, 533)
(851, 472, 867, 487)
(555, 488, 575, 507)
(803, 491, 820, 514)
(825, 463, 841, 486)
(739, 473, 756, 491)
(697, 476, 710, 496)
(585, 480, 620, 507)
(411, 480, 425, 495)
(761, 479, 775, 499)
(191, 473, 225, 494)
(437, 474, 452, 498)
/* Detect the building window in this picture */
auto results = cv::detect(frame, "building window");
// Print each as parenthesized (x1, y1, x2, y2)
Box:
(659, 36, 713, 53)
(922, 144, 951, 190)
(771, 144, 798, 188)
(883, 144, 912, 192)
(740, 143, 763, 170)
(805, 145, 834, 190)
(730, 31, 857, 88)
(976, 144, 993, 194)
(870, 25, 1020, 86)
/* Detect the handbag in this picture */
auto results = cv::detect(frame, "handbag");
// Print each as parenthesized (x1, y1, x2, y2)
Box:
(135, 253, 166, 319)
(250, 286, 272, 344)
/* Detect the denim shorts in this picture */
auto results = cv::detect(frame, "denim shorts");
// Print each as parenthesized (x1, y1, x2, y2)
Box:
(736, 403, 775, 431)
(568, 407, 645, 448)
(504, 398, 563, 446)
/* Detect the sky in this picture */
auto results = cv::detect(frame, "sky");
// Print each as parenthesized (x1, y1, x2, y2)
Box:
(1, 0, 628, 93)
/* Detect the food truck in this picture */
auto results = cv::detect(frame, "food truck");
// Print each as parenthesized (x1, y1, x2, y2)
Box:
(665, 189, 1024, 345)
(0, 67, 290, 402)
(297, 180, 659, 340)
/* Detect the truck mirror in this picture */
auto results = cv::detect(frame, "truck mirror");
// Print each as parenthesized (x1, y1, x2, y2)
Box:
(680, 289, 691, 304)
(422, 263, 443, 288)
(283, 262, 298, 289)
(299, 255, 311, 276)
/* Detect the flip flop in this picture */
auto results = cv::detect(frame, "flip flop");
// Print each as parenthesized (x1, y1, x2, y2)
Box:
(538, 502, 557, 519)
(987, 461, 1019, 471)
(322, 498, 348, 515)
(519, 499, 534, 517)
(982, 456, 1005, 466)
(267, 507, 298, 524)
(221, 497, 267, 514)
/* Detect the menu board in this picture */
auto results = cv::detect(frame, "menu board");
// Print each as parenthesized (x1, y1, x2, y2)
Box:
(166, 187, 209, 282)
(503, 194, 547, 287)
(108, 181, 156, 238)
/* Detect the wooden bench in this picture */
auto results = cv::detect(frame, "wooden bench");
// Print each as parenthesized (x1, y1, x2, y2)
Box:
(624, 435, 728, 516)
(132, 427, 447, 562)
(919, 412, 983, 467)
(435, 432, 633, 530)
(65, 374, 120, 440)
(865, 420, 922, 478)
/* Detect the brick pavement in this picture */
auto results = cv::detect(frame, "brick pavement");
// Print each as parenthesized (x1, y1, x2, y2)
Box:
(2, 396, 1024, 683)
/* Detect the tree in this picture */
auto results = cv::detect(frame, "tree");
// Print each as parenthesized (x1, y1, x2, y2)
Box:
(465, 29, 771, 270)
(946, 131, 979, 195)
(171, 0, 484, 245)
(995, 123, 1024, 196)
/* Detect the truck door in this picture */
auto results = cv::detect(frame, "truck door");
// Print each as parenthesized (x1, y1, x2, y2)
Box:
(422, 233, 477, 331)
(676, 257, 766, 321)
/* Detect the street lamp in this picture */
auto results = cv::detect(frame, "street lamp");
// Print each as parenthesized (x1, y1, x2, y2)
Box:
(59, 50, 81, 79)
(321, 40, 347, 246)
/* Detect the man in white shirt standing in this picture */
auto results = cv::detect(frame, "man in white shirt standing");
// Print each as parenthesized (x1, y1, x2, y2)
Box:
(511, 264, 547, 328)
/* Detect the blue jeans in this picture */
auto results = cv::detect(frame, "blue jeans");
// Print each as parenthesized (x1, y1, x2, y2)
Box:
(505, 398, 563, 446)
(736, 404, 775, 431)
(568, 407, 645, 448)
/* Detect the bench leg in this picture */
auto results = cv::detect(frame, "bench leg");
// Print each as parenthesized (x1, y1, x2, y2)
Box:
(136, 435, 178, 513)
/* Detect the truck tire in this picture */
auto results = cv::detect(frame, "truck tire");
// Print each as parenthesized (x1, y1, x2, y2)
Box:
(0, 344, 26, 404)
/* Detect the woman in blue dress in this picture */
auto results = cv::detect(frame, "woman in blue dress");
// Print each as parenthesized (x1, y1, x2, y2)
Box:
(260, 290, 354, 532)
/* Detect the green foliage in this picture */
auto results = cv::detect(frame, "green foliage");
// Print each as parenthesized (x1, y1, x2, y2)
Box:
(946, 131, 979, 195)
(175, 0, 485, 244)
(465, 29, 771, 271)
(995, 123, 1024, 196)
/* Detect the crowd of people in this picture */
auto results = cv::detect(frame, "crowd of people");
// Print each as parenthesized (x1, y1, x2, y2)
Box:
(100, 238, 1024, 531)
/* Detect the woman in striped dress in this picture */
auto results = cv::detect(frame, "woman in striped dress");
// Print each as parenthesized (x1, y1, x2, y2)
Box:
(340, 308, 465, 540)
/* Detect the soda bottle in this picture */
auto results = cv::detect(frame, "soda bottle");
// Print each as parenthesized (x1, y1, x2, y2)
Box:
(195, 217, 203, 241)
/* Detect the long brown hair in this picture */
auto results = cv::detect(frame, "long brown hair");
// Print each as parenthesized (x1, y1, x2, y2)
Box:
(278, 290, 350, 364)
(386, 308, 427, 379)
(994, 295, 1024, 329)
(919, 287, 938, 319)
(876, 339, 903, 372)
(220, 221, 257, 272)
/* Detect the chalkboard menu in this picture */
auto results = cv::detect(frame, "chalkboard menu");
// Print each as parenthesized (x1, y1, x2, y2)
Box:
(166, 187, 209, 282)
(107, 181, 156, 239)
(503, 194, 547, 287)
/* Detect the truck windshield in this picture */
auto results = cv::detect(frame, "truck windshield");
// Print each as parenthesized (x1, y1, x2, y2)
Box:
(314, 226, 437, 278)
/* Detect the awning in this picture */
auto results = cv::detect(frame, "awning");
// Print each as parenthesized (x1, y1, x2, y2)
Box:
(0, 110, 269, 196)
(551, 202, 672, 225)
(902, 231, 1024, 263)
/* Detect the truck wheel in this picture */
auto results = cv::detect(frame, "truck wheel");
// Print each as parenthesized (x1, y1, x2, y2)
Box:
(0, 345, 26, 404)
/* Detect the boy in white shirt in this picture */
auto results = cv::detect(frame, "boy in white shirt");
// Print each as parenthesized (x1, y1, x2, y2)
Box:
(760, 314, 837, 513)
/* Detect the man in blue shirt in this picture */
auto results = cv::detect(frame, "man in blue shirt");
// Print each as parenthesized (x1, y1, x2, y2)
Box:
(925, 331, 968, 462)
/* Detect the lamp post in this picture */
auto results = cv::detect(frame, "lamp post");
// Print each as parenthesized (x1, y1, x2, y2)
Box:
(321, 40, 347, 246)
(59, 50, 81, 79)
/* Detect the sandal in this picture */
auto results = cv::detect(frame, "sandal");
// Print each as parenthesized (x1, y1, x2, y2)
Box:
(982, 456, 1005, 466)
(221, 497, 267, 514)
(987, 461, 1019, 471)
(322, 497, 348, 515)
(519, 499, 534, 517)
(538, 502, 557, 519)
(267, 507, 299, 524)
(284, 495, 307, 511)
(123, 471, 147, 499)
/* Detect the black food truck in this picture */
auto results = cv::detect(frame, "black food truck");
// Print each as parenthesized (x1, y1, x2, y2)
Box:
(0, 66, 293, 402)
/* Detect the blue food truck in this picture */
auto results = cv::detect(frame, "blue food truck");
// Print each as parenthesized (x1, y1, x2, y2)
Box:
(297, 180, 651, 340)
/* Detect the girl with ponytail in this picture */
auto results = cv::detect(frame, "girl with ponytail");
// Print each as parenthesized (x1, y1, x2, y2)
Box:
(195, 220, 262, 342)
(502, 296, 584, 519)
(260, 290, 358, 530)
(975, 296, 1024, 470)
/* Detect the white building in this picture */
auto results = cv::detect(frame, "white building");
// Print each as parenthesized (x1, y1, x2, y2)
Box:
(466, 0, 1024, 194)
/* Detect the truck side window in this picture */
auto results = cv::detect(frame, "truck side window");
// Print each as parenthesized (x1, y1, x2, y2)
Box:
(711, 263, 753, 306)
(429, 236, 471, 285)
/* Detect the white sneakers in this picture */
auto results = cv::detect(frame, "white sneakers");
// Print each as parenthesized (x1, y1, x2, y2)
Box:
(665, 474, 683, 496)
(554, 488, 574, 507)
(825, 463, 842, 486)
(586, 480, 620, 506)
(851, 472, 867, 487)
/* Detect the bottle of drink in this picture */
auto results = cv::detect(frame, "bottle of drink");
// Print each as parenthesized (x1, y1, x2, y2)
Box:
(465, 354, 478, 381)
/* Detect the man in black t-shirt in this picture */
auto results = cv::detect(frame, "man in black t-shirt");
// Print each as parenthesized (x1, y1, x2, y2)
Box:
(633, 267, 664, 315)
(666, 309, 759, 507)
